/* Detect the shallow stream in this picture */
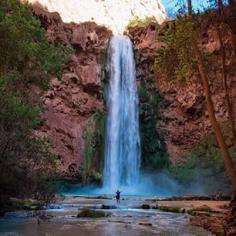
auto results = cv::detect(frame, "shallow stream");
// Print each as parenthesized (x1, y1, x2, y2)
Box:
(0, 196, 212, 236)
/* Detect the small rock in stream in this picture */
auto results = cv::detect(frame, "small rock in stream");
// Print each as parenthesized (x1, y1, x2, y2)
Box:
(138, 222, 153, 227)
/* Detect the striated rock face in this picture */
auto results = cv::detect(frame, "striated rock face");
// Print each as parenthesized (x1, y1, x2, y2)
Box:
(33, 6, 112, 177)
(26, 0, 166, 34)
(128, 23, 236, 164)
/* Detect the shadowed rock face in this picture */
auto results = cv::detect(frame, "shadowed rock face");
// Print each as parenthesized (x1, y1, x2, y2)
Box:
(128, 22, 236, 164)
(26, 0, 166, 34)
(33, 6, 112, 177)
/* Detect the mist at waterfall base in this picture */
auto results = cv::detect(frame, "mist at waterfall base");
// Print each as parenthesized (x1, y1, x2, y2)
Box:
(63, 171, 205, 197)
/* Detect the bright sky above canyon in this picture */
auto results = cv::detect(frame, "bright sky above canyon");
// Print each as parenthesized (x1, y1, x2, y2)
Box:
(27, 0, 166, 34)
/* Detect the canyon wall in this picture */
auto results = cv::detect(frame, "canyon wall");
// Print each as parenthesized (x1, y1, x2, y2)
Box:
(32, 3, 236, 186)
(29, 1, 168, 181)
(128, 21, 236, 166)
(33, 6, 111, 179)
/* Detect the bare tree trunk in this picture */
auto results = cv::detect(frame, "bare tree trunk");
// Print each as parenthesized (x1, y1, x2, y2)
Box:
(218, 0, 224, 10)
(193, 43, 236, 191)
(187, 0, 192, 15)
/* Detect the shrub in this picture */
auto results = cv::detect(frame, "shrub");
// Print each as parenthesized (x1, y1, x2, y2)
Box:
(126, 16, 158, 30)
(0, 0, 72, 211)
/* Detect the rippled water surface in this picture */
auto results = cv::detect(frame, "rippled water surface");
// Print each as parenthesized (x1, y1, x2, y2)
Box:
(0, 196, 212, 236)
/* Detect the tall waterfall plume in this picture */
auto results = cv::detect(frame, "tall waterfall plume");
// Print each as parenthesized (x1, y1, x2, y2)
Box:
(103, 36, 141, 191)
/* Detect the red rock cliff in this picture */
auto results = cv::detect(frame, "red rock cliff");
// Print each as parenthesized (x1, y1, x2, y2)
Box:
(128, 22, 236, 164)
(33, 5, 112, 177)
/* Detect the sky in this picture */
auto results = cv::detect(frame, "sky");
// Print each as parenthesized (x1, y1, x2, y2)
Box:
(162, 0, 210, 16)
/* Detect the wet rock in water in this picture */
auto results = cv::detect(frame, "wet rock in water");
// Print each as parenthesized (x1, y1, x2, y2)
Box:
(101, 204, 117, 209)
(141, 204, 151, 209)
(158, 206, 182, 213)
(138, 222, 152, 227)
(152, 205, 159, 210)
(77, 208, 111, 218)
(96, 196, 112, 200)
(179, 208, 186, 213)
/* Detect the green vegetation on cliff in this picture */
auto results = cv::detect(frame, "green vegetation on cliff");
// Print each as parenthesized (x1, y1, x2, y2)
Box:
(126, 16, 158, 30)
(139, 78, 169, 170)
(82, 111, 105, 184)
(169, 124, 236, 193)
(0, 1, 72, 88)
(0, 0, 72, 210)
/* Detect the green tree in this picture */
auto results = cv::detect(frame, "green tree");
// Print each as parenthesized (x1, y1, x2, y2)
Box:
(0, 0, 72, 211)
(0, 0, 72, 93)
(0, 81, 56, 199)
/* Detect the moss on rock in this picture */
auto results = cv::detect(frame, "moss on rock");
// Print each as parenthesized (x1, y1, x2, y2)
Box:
(77, 208, 111, 218)
(125, 16, 158, 31)
(141, 204, 151, 209)
(139, 78, 169, 170)
(82, 111, 106, 184)
(158, 206, 183, 213)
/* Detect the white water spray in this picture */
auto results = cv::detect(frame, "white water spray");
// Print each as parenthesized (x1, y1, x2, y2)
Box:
(103, 36, 141, 192)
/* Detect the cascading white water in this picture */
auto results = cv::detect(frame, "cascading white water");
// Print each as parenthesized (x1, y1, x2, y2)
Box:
(103, 35, 141, 191)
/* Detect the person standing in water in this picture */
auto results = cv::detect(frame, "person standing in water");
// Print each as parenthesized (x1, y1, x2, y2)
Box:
(116, 190, 121, 204)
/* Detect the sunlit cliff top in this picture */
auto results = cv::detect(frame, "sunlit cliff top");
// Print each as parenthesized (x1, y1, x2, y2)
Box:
(26, 0, 166, 34)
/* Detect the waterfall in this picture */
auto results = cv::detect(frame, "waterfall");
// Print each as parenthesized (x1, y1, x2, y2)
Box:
(103, 35, 141, 191)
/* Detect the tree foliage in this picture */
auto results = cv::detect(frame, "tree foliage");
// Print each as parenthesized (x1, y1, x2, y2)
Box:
(155, 1, 236, 192)
(82, 111, 105, 184)
(125, 16, 158, 30)
(0, 0, 72, 90)
(155, 15, 207, 82)
(139, 79, 169, 170)
(0, 0, 72, 208)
